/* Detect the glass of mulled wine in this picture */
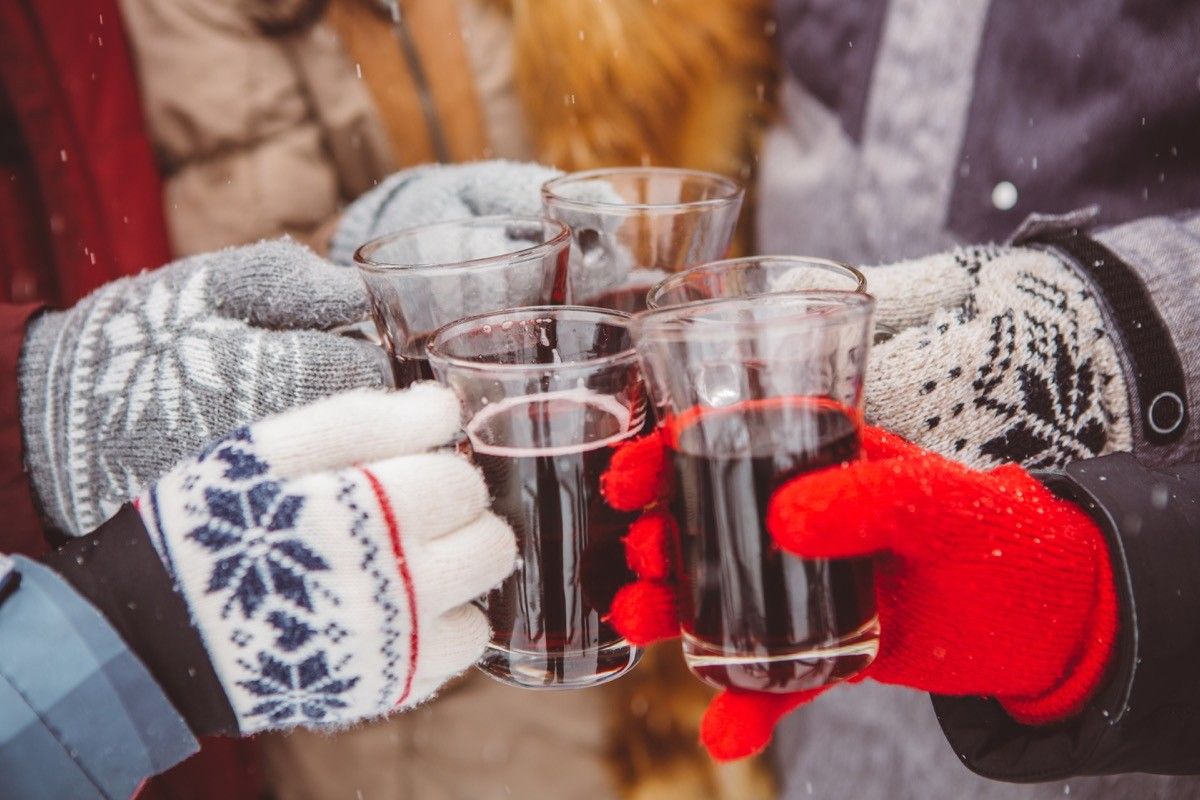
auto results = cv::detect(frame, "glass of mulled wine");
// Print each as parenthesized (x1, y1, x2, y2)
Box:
(541, 168, 743, 312)
(426, 306, 647, 689)
(633, 291, 879, 694)
(355, 216, 570, 387)
(646, 255, 867, 310)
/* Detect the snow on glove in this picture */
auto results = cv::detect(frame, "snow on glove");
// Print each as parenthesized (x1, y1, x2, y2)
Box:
(779, 245, 1133, 471)
(139, 385, 516, 731)
(19, 239, 389, 536)
(329, 160, 561, 265)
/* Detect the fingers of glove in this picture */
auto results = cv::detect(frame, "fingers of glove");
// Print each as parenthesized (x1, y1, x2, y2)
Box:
(608, 580, 679, 646)
(601, 430, 670, 511)
(206, 239, 369, 330)
(452, 161, 562, 217)
(700, 687, 830, 762)
(624, 511, 675, 580)
(333, 161, 562, 265)
(767, 456, 969, 560)
(357, 450, 492, 543)
(861, 246, 994, 330)
(406, 604, 491, 697)
(252, 384, 461, 478)
(411, 512, 517, 617)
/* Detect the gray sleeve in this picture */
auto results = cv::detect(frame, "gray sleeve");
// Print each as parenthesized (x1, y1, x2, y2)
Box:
(0, 555, 198, 800)
(1015, 210, 1200, 469)
(1091, 212, 1200, 465)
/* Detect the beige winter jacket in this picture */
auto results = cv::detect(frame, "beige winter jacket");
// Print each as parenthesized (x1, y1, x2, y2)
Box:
(118, 0, 503, 255)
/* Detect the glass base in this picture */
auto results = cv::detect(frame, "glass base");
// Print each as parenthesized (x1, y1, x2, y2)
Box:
(476, 639, 641, 690)
(682, 616, 880, 693)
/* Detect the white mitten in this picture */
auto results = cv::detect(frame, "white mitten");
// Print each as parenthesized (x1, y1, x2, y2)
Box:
(139, 385, 515, 731)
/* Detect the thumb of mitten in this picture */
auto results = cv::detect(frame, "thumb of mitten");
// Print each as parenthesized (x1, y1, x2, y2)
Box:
(207, 239, 368, 331)
(856, 246, 993, 331)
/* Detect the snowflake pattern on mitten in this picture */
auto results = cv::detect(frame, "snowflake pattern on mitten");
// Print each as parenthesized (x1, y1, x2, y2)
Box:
(143, 426, 414, 731)
(20, 240, 384, 535)
(866, 246, 1132, 471)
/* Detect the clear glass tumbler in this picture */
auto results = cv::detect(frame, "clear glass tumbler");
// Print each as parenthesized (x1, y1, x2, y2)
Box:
(633, 291, 879, 694)
(427, 306, 647, 689)
(646, 255, 867, 310)
(355, 216, 570, 386)
(541, 168, 743, 312)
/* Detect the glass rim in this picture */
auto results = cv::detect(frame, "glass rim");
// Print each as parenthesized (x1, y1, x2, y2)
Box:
(353, 215, 570, 275)
(634, 290, 876, 340)
(646, 255, 868, 309)
(426, 305, 640, 374)
(541, 167, 744, 213)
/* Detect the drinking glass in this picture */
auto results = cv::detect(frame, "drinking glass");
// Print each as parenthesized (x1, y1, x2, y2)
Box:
(541, 167, 743, 312)
(355, 216, 570, 386)
(646, 256, 866, 310)
(427, 306, 647, 689)
(633, 291, 879, 693)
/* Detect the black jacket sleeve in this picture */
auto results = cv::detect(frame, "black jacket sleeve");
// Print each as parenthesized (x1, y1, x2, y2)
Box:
(43, 504, 238, 736)
(932, 452, 1200, 781)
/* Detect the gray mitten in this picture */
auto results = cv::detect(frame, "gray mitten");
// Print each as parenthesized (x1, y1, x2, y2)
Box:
(329, 160, 562, 265)
(19, 239, 388, 535)
(858, 245, 1132, 470)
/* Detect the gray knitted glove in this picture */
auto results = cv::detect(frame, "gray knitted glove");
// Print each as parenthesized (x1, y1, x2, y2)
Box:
(784, 245, 1133, 470)
(19, 239, 388, 536)
(329, 160, 561, 265)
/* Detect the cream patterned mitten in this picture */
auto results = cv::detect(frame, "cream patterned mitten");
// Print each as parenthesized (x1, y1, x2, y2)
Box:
(19, 240, 389, 536)
(786, 245, 1133, 470)
(140, 385, 516, 731)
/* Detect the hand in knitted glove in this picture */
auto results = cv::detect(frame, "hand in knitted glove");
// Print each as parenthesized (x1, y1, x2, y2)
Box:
(779, 245, 1132, 471)
(329, 160, 561, 265)
(332, 160, 633, 300)
(604, 426, 1117, 761)
(139, 385, 516, 731)
(19, 240, 389, 536)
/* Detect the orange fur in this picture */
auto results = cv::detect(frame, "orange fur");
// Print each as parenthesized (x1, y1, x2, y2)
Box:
(509, 0, 775, 179)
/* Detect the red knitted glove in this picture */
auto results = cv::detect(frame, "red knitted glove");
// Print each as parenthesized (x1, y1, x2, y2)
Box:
(604, 425, 1118, 762)
(601, 429, 681, 644)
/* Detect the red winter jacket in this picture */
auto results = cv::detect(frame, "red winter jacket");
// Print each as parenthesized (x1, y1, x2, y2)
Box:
(0, 0, 172, 552)
(0, 2, 260, 797)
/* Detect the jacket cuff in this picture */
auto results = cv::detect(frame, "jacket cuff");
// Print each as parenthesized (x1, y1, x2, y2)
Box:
(43, 504, 238, 737)
(0, 555, 198, 797)
(0, 302, 51, 556)
(1014, 211, 1200, 467)
(933, 452, 1200, 780)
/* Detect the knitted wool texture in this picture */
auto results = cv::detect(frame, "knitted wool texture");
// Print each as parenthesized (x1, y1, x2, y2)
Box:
(332, 159, 635, 301)
(139, 386, 517, 732)
(778, 245, 1134, 469)
(329, 160, 560, 266)
(19, 240, 388, 536)
(605, 426, 1116, 761)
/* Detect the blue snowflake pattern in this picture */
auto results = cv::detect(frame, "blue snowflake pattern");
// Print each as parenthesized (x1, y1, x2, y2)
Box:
(239, 651, 359, 725)
(187, 479, 328, 618)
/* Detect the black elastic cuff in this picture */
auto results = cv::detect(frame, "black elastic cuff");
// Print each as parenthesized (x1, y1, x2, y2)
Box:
(1024, 227, 1188, 446)
(43, 504, 238, 737)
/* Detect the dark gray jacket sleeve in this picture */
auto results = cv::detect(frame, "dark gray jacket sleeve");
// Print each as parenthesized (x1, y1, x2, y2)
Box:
(0, 554, 197, 800)
(933, 453, 1200, 780)
(934, 210, 1200, 779)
